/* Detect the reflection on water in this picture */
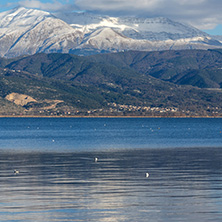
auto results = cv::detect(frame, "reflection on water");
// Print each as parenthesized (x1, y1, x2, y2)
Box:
(0, 148, 222, 222)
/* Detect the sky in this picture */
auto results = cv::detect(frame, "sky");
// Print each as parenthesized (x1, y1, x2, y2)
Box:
(0, 0, 222, 35)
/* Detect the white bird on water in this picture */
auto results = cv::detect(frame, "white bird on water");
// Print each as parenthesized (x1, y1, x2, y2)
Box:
(94, 157, 98, 162)
(145, 173, 149, 178)
(14, 169, 19, 174)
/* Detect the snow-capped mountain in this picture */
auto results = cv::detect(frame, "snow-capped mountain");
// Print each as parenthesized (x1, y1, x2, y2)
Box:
(55, 12, 208, 41)
(0, 7, 222, 58)
(0, 7, 83, 57)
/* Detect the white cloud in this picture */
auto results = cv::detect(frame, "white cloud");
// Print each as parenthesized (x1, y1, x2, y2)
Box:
(18, 0, 70, 11)
(74, 0, 163, 12)
(16, 0, 222, 30)
(73, 0, 222, 29)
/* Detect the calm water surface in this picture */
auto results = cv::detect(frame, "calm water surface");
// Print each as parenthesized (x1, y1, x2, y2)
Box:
(0, 118, 222, 221)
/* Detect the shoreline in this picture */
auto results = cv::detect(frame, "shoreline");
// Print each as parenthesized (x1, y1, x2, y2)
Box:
(0, 115, 222, 118)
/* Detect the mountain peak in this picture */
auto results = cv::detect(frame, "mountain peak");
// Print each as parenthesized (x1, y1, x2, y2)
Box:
(0, 6, 51, 29)
(0, 7, 52, 27)
(4, 6, 50, 17)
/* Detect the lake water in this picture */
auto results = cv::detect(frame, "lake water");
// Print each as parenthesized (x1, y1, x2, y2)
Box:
(0, 117, 222, 221)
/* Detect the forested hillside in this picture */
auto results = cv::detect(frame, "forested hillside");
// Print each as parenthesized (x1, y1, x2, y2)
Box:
(1, 50, 222, 116)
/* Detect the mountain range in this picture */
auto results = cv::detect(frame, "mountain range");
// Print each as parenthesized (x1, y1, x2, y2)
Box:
(1, 50, 222, 116)
(0, 7, 222, 57)
(1, 7, 222, 117)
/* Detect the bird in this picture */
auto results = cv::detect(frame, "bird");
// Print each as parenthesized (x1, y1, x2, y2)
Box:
(94, 157, 98, 162)
(145, 173, 149, 178)
(14, 169, 19, 174)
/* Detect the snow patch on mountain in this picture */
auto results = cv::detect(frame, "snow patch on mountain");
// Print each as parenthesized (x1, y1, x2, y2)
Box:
(54, 12, 209, 41)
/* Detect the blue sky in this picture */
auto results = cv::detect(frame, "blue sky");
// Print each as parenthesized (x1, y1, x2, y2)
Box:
(1, 0, 222, 35)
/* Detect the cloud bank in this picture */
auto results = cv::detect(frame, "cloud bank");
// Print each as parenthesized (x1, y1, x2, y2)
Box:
(18, 0, 74, 12)
(17, 0, 222, 30)
(74, 0, 222, 29)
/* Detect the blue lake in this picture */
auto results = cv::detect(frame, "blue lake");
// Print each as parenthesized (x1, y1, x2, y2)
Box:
(1, 117, 222, 151)
(0, 117, 222, 221)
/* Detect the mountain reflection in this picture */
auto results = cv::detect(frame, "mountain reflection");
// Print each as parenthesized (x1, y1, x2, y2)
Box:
(0, 147, 222, 221)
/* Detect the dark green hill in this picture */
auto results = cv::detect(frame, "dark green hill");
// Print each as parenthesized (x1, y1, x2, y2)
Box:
(91, 49, 222, 88)
(1, 51, 222, 116)
(5, 53, 143, 87)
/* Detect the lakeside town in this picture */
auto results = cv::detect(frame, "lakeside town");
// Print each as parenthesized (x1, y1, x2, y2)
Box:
(1, 102, 222, 117)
